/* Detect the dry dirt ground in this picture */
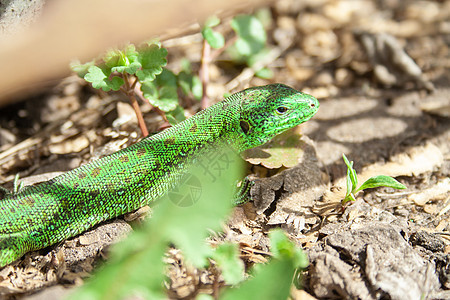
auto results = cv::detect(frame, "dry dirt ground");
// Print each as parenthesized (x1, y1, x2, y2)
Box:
(0, 0, 449, 299)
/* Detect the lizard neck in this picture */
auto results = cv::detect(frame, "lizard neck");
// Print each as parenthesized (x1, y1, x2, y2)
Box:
(138, 96, 242, 153)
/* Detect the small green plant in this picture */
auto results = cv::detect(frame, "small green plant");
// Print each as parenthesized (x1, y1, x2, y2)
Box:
(342, 154, 406, 204)
(199, 12, 272, 108)
(201, 13, 270, 71)
(71, 42, 201, 136)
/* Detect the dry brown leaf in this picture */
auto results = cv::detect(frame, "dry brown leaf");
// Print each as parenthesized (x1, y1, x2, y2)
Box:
(244, 127, 311, 168)
(363, 142, 443, 178)
(408, 178, 450, 206)
(420, 90, 450, 118)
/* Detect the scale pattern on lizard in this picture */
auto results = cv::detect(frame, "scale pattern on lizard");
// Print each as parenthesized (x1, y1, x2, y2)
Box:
(0, 83, 319, 267)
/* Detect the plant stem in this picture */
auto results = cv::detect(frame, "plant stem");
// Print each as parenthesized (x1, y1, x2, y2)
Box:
(129, 93, 149, 137)
(130, 76, 139, 90)
(199, 38, 210, 109)
(123, 73, 149, 137)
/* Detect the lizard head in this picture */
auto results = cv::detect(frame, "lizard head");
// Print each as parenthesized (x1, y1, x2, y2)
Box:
(235, 83, 319, 151)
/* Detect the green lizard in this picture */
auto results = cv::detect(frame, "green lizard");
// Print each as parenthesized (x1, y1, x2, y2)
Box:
(0, 83, 318, 267)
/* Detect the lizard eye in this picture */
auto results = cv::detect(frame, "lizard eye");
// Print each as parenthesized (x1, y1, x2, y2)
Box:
(276, 106, 288, 114)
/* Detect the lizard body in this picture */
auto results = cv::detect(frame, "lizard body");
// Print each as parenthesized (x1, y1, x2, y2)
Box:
(0, 84, 318, 267)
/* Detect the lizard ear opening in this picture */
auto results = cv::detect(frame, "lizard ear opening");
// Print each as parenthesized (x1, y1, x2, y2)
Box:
(240, 120, 250, 134)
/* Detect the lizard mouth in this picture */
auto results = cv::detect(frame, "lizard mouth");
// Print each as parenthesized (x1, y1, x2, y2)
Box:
(300, 109, 318, 122)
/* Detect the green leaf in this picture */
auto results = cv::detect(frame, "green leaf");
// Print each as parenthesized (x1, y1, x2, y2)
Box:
(180, 58, 192, 73)
(104, 49, 126, 69)
(177, 72, 191, 95)
(342, 154, 356, 201)
(350, 168, 358, 189)
(202, 27, 225, 49)
(104, 46, 141, 75)
(345, 170, 352, 200)
(140, 79, 157, 98)
(178, 71, 203, 100)
(84, 65, 124, 91)
(211, 243, 245, 285)
(355, 175, 406, 193)
(150, 69, 180, 112)
(124, 44, 140, 69)
(342, 193, 356, 205)
(70, 60, 95, 78)
(166, 106, 186, 125)
(255, 67, 273, 79)
(222, 259, 295, 300)
(342, 153, 352, 169)
(155, 68, 177, 87)
(269, 230, 308, 268)
(135, 44, 168, 82)
(141, 80, 179, 112)
(270, 229, 294, 259)
(191, 76, 203, 100)
(156, 86, 179, 111)
(204, 15, 221, 28)
(122, 61, 142, 74)
(230, 15, 266, 57)
(342, 154, 358, 191)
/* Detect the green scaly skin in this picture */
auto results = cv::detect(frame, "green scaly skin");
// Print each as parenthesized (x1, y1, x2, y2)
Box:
(0, 84, 319, 267)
